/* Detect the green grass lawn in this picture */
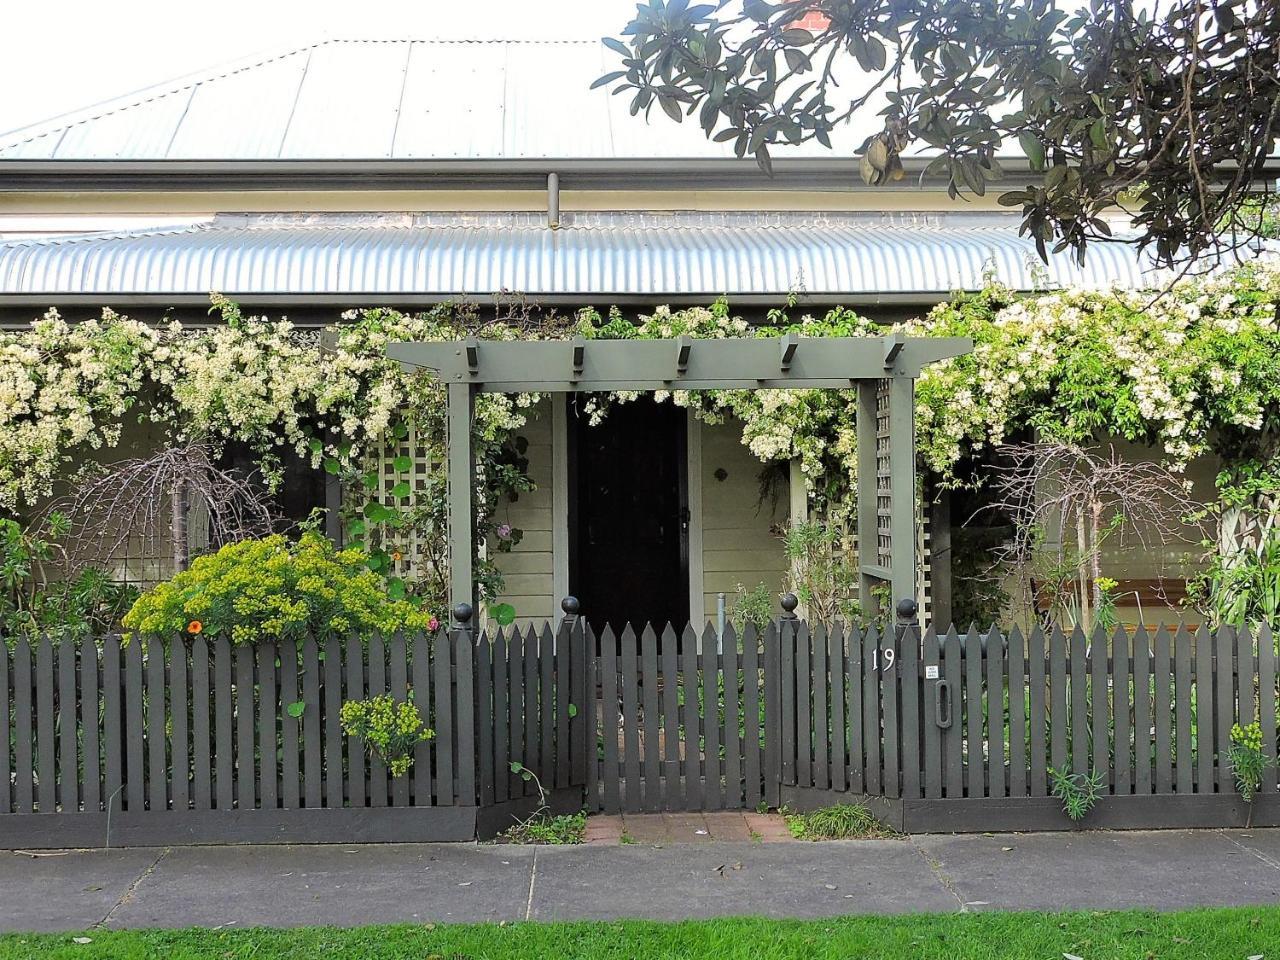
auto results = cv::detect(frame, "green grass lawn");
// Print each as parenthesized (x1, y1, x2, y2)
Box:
(0, 908, 1276, 959)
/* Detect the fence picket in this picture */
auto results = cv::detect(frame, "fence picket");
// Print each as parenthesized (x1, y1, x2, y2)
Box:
(1007, 625, 1027, 798)
(882, 623, 901, 801)
(847, 624, 864, 795)
(661, 624, 682, 809)
(1153, 626, 1173, 794)
(862, 625, 881, 796)
(922, 627, 942, 800)
(1133, 627, 1152, 794)
(681, 624, 703, 809)
(524, 626, 540, 799)
(235, 645, 256, 811)
(124, 639, 146, 814)
(554, 622, 571, 792)
(986, 626, 1005, 799)
(1194, 625, 1214, 793)
(1026, 627, 1047, 796)
(36, 636, 57, 813)
(1237, 624, 1256, 730)
(332, 640, 358, 814)
(1048, 626, 1067, 778)
(258, 642, 279, 811)
(1112, 628, 1131, 795)
(147, 643, 170, 813)
(368, 633, 390, 805)
(941, 627, 963, 798)
(420, 632, 439, 806)
(345, 636, 366, 808)
(701, 624, 721, 809)
(508, 627, 525, 799)
(188, 637, 209, 810)
(492, 628, 509, 804)
(763, 622, 781, 809)
(1261, 625, 1277, 794)
(538, 625, 555, 799)
(370, 635, 393, 806)
(323, 637, 344, 807)
(13, 639, 32, 813)
(828, 623, 846, 796)
(1215, 627, 1234, 792)
(1069, 628, 1088, 779)
(742, 623, 762, 810)
(599, 626, 621, 813)
(1091, 627, 1109, 791)
(1174, 626, 1194, 794)
(279, 639, 301, 809)
(82, 647, 103, 814)
(965, 626, 984, 798)
(640, 624, 661, 811)
(169, 643, 187, 813)
(621, 625, 643, 812)
(58, 640, 79, 813)
(723, 623, 741, 808)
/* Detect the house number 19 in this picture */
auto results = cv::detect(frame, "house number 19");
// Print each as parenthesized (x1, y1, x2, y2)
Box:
(873, 648, 896, 671)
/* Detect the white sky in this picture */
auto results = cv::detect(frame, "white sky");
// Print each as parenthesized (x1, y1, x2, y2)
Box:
(0, 0, 641, 135)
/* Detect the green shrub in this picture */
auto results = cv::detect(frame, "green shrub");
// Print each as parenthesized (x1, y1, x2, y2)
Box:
(500, 811, 587, 845)
(784, 803, 895, 840)
(1049, 766, 1106, 821)
(1228, 722, 1272, 805)
(339, 694, 434, 778)
(122, 532, 431, 644)
(1, 515, 137, 642)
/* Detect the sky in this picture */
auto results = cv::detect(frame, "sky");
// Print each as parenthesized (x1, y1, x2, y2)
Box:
(0, 0, 641, 135)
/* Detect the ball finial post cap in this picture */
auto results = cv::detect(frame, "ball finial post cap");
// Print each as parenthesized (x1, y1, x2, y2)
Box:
(779, 593, 799, 615)
(452, 602, 474, 625)
(561, 595, 581, 616)
(896, 597, 919, 621)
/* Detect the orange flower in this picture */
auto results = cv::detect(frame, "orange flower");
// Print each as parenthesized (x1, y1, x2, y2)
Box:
(187, 620, 203, 635)
(391, 551, 403, 562)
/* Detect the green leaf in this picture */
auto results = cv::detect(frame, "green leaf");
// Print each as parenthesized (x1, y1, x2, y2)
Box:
(388, 578, 407, 600)
(567, 703, 579, 719)
(391, 481, 412, 499)
(509, 761, 523, 773)
(393, 455, 413, 472)
(286, 701, 306, 719)
(323, 458, 341, 475)
(492, 602, 517, 627)
(1017, 131, 1045, 171)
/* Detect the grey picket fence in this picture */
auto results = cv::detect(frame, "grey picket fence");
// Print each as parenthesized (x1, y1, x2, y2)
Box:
(0, 630, 478, 846)
(3, 617, 1278, 846)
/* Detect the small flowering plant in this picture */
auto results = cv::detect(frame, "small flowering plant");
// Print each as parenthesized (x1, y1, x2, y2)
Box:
(339, 694, 434, 778)
(1228, 721, 1272, 804)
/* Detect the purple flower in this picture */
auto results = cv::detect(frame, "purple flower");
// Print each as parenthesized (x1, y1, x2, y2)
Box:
(496, 524, 512, 539)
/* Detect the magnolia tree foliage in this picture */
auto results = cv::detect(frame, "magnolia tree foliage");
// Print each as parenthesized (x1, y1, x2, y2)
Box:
(598, 0, 1280, 264)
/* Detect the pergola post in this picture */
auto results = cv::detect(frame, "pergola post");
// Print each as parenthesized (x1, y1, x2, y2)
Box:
(856, 379, 879, 618)
(447, 381, 475, 618)
(887, 375, 918, 611)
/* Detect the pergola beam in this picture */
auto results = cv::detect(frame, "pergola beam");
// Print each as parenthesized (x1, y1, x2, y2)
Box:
(387, 336, 970, 391)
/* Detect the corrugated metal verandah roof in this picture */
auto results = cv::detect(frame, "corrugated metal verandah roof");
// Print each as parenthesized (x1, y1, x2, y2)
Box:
(0, 212, 1160, 302)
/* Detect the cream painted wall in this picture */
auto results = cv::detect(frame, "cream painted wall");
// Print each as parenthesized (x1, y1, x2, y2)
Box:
(490, 398, 556, 625)
(698, 418, 789, 626)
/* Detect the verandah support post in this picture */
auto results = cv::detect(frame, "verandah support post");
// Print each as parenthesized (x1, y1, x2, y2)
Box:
(447, 381, 475, 616)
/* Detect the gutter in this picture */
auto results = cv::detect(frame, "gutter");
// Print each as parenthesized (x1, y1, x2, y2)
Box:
(0, 156, 1045, 194)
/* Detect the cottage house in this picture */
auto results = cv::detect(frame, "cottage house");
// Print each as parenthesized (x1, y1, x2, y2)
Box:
(0, 38, 1177, 630)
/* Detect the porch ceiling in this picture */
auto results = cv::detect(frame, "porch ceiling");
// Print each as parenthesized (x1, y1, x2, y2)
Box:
(0, 211, 1161, 304)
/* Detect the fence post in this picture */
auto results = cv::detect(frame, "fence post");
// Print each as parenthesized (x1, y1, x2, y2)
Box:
(450, 602, 474, 807)
(895, 598, 921, 800)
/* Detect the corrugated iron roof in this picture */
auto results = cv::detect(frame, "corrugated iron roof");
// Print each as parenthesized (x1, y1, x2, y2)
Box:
(1, 39, 881, 161)
(0, 212, 1159, 299)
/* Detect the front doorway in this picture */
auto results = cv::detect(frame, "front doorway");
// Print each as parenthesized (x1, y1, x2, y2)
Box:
(568, 395, 690, 633)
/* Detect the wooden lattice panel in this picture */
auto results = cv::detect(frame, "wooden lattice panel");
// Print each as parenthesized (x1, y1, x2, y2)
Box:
(875, 378, 894, 571)
(359, 423, 441, 581)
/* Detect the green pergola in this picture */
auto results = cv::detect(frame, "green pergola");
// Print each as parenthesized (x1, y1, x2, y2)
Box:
(388, 333, 971, 623)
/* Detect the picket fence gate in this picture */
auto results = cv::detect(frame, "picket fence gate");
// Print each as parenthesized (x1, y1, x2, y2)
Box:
(2, 614, 1277, 847)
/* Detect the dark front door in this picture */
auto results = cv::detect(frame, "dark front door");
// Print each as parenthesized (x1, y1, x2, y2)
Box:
(569, 395, 689, 633)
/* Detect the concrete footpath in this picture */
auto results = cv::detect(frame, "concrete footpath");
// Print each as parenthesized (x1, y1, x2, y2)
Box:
(4, 828, 1280, 932)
